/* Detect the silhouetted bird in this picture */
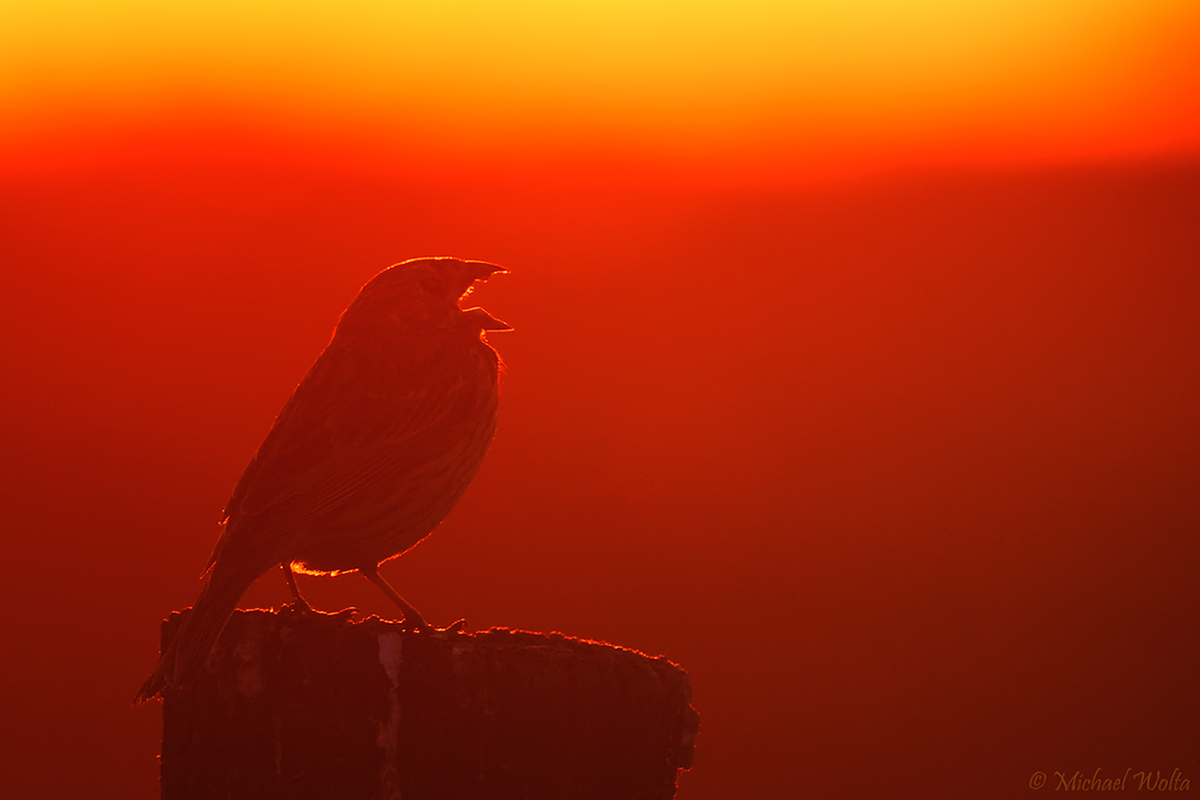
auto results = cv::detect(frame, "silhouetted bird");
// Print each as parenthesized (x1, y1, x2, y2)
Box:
(136, 257, 509, 701)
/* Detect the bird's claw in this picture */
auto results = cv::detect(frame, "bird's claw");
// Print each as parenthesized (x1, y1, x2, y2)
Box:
(283, 602, 361, 620)
(399, 617, 467, 634)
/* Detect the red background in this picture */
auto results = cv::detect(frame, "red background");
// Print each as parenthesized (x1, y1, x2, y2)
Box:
(4, 6, 1200, 788)
(2, 146, 1198, 797)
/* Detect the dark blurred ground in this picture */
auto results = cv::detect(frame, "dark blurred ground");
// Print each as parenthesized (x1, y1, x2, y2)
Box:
(1, 156, 1197, 799)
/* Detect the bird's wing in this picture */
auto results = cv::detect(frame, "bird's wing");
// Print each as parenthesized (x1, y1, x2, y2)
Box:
(222, 343, 469, 530)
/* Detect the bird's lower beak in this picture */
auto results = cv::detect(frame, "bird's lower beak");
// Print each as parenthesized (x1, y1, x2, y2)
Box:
(463, 307, 513, 331)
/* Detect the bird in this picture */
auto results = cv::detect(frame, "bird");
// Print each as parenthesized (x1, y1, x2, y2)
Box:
(136, 256, 510, 701)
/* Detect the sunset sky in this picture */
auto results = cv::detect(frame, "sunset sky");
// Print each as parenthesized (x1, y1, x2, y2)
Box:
(3, 3, 1199, 799)
(3, 0, 1200, 177)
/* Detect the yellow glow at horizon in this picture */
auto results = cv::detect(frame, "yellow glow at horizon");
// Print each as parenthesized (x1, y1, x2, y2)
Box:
(2, 1, 1198, 158)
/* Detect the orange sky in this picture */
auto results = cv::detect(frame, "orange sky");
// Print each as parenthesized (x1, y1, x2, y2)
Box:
(4, 6, 1200, 800)
(3, 0, 1200, 178)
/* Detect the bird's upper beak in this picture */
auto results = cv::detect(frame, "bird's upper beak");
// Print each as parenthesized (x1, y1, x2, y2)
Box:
(453, 260, 507, 303)
(463, 260, 508, 281)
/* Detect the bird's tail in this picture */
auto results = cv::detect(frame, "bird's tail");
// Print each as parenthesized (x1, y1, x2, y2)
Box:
(135, 556, 269, 702)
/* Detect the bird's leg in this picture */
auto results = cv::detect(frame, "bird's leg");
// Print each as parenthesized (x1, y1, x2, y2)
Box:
(282, 562, 314, 612)
(360, 564, 441, 631)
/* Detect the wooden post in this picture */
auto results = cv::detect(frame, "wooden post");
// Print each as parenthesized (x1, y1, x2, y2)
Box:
(157, 609, 699, 799)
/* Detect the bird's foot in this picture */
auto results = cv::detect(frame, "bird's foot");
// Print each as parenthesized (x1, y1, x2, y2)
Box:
(399, 617, 467, 634)
(283, 601, 362, 620)
(283, 598, 315, 614)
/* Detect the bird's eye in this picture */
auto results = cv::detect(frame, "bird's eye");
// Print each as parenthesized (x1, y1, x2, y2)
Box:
(419, 275, 442, 295)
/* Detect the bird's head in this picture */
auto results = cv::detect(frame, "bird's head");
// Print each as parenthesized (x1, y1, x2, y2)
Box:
(336, 256, 511, 337)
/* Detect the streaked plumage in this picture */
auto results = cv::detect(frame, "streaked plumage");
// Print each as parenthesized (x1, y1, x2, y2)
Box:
(136, 257, 509, 701)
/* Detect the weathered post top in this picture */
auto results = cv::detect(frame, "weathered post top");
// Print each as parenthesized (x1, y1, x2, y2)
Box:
(157, 608, 699, 799)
